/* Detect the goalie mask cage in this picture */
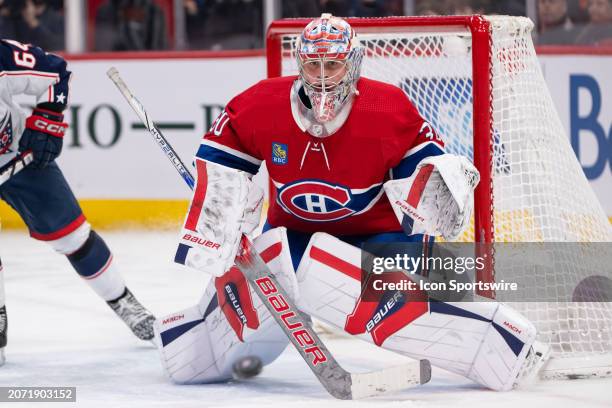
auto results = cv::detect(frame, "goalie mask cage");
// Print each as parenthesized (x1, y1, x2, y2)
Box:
(266, 15, 612, 379)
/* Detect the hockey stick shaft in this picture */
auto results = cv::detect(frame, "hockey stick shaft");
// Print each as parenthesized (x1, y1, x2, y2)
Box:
(107, 67, 430, 399)
(106, 68, 195, 190)
(0, 152, 33, 187)
(235, 236, 430, 399)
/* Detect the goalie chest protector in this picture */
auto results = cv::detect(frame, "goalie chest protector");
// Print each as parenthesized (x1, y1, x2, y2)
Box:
(198, 76, 444, 236)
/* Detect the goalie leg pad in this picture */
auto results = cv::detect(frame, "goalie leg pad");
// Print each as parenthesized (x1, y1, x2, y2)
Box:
(296, 232, 537, 391)
(468, 302, 538, 391)
(155, 227, 297, 384)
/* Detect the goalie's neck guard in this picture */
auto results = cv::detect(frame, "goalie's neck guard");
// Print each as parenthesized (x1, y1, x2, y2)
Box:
(290, 79, 355, 138)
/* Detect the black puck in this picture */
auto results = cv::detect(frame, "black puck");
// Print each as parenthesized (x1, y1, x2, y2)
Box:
(232, 355, 263, 379)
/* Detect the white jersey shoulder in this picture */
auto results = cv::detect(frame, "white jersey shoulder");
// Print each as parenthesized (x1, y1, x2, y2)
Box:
(0, 39, 71, 167)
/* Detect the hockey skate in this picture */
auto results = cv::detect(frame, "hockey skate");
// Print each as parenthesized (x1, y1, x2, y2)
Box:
(107, 289, 155, 341)
(0, 305, 6, 366)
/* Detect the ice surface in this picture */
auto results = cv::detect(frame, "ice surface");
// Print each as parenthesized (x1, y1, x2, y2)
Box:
(0, 230, 610, 408)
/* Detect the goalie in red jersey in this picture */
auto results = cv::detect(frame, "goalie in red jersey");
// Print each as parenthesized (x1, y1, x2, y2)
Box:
(154, 14, 548, 391)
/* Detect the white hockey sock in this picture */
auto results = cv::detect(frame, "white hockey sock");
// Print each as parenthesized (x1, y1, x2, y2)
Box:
(49, 225, 126, 302)
(82, 259, 126, 301)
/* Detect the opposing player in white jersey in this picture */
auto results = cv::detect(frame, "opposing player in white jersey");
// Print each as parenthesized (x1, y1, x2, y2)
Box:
(0, 39, 155, 364)
(154, 15, 548, 391)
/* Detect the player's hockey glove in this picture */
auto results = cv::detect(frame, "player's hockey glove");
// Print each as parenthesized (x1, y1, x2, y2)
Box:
(19, 108, 68, 169)
(384, 154, 479, 240)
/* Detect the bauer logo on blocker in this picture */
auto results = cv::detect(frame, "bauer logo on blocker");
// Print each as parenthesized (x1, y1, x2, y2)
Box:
(272, 143, 288, 165)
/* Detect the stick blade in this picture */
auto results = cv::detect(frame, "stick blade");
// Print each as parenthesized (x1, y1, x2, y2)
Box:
(349, 359, 431, 400)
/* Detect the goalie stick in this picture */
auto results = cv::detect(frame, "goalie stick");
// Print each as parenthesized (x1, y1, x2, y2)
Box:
(107, 67, 431, 400)
(0, 152, 33, 187)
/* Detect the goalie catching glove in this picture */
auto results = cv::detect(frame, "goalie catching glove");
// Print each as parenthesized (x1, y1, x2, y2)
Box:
(176, 159, 263, 277)
(384, 154, 479, 240)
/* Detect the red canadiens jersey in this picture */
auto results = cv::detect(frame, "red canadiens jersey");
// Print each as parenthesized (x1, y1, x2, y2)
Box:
(197, 76, 444, 236)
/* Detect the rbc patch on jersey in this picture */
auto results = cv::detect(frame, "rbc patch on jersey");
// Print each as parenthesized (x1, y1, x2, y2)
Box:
(0, 113, 13, 155)
(271, 143, 288, 165)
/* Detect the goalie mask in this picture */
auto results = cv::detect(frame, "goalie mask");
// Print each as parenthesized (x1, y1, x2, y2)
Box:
(295, 14, 363, 136)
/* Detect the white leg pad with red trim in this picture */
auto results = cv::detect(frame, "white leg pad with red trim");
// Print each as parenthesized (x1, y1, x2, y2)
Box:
(295, 232, 538, 391)
(154, 227, 298, 384)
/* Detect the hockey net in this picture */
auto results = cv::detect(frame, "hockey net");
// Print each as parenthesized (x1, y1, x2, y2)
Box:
(266, 15, 612, 379)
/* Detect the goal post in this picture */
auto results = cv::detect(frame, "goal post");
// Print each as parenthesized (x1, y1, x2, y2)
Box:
(266, 15, 612, 379)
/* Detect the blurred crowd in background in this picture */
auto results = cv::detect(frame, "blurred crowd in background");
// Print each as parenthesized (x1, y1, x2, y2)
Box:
(0, 0, 64, 50)
(0, 0, 611, 52)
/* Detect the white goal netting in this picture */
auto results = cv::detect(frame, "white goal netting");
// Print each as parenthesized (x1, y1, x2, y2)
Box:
(271, 15, 612, 378)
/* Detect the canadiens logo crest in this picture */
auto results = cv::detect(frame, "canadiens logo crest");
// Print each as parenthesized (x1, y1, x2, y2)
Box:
(276, 179, 383, 222)
(271, 143, 288, 165)
(0, 113, 13, 155)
